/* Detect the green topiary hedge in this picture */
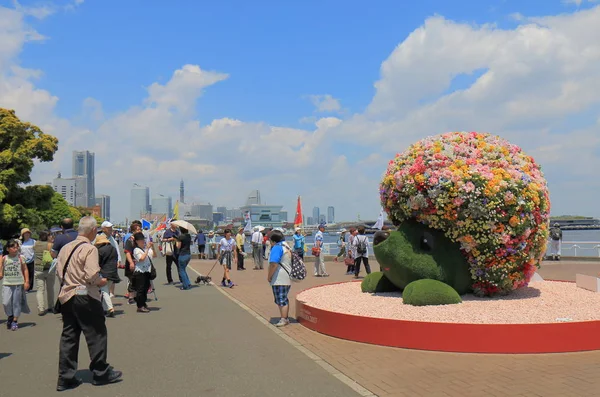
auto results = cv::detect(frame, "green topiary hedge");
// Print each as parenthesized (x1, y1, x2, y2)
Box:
(361, 272, 399, 293)
(402, 279, 462, 306)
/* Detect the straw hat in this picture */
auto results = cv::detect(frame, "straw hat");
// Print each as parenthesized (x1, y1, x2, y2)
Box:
(94, 234, 110, 246)
(20, 228, 31, 237)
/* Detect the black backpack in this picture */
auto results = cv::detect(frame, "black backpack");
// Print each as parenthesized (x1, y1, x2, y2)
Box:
(550, 228, 561, 241)
(356, 236, 368, 255)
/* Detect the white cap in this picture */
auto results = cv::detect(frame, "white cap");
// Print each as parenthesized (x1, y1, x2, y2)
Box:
(101, 221, 114, 228)
(295, 227, 301, 232)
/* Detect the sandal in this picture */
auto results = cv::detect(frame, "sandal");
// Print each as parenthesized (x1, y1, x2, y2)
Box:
(136, 307, 150, 313)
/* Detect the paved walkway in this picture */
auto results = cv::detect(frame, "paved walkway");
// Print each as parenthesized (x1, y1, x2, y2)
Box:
(0, 256, 358, 396)
(190, 257, 600, 397)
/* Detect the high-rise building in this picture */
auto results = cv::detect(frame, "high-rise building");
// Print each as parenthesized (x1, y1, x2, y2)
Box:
(327, 206, 335, 223)
(180, 179, 185, 203)
(280, 211, 288, 222)
(306, 216, 314, 225)
(312, 207, 320, 224)
(246, 190, 261, 206)
(225, 208, 243, 220)
(152, 195, 172, 216)
(51, 173, 76, 206)
(191, 203, 213, 220)
(319, 214, 326, 224)
(95, 195, 110, 219)
(130, 184, 150, 221)
(217, 206, 227, 216)
(72, 150, 95, 207)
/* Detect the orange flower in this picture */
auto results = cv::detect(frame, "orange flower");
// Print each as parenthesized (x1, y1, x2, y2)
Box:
(509, 216, 519, 227)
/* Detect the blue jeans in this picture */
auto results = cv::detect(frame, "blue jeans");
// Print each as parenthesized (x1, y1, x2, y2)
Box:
(177, 254, 192, 289)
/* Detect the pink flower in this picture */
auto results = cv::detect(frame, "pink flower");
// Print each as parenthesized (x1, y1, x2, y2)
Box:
(463, 182, 476, 193)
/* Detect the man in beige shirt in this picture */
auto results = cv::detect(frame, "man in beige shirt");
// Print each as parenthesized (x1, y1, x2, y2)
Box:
(55, 216, 122, 392)
(236, 227, 246, 270)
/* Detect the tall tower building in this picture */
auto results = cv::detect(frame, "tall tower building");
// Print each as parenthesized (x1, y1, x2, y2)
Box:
(152, 195, 172, 216)
(246, 190, 261, 206)
(180, 179, 185, 203)
(130, 184, 150, 221)
(72, 150, 95, 207)
(312, 207, 320, 224)
(95, 195, 111, 220)
(327, 206, 335, 223)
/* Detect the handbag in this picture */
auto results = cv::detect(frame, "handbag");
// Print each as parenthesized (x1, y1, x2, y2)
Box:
(54, 242, 87, 314)
(311, 246, 321, 256)
(149, 258, 157, 280)
(344, 256, 354, 265)
(163, 241, 174, 256)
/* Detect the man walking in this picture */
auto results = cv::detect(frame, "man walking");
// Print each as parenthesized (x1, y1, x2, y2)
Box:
(195, 229, 206, 259)
(236, 227, 246, 270)
(51, 218, 78, 258)
(251, 226, 264, 270)
(56, 216, 122, 391)
(161, 222, 181, 284)
(314, 224, 328, 277)
(100, 221, 122, 298)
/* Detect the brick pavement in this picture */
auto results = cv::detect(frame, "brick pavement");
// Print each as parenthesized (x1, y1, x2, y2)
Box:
(190, 258, 600, 397)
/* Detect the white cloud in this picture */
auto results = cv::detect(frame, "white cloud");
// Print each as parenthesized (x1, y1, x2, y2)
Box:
(2, 4, 600, 222)
(308, 94, 342, 113)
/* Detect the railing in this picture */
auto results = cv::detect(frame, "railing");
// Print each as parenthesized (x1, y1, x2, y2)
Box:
(189, 241, 600, 258)
(557, 241, 600, 258)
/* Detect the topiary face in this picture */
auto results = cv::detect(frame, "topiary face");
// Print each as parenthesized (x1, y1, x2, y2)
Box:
(380, 132, 551, 296)
(373, 220, 472, 295)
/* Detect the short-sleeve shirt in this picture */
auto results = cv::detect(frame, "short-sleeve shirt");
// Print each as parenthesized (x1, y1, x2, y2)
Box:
(196, 233, 206, 245)
(219, 238, 236, 252)
(133, 247, 152, 273)
(2, 255, 25, 285)
(314, 230, 324, 247)
(52, 229, 78, 254)
(177, 234, 192, 255)
(293, 234, 304, 250)
(268, 243, 291, 286)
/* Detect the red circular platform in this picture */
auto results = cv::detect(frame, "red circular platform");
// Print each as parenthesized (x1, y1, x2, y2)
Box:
(295, 281, 600, 354)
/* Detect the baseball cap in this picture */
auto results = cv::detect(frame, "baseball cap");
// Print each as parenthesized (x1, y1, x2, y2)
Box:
(101, 221, 114, 228)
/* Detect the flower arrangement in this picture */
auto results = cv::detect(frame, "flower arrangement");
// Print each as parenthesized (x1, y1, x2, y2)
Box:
(380, 132, 551, 296)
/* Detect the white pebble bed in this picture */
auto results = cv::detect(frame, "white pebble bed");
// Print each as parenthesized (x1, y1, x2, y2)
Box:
(296, 281, 600, 324)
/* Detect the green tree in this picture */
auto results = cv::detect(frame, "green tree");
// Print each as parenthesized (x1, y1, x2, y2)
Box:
(37, 192, 75, 227)
(0, 108, 59, 238)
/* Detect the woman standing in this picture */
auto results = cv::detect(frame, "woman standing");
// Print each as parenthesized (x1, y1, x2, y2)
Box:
(33, 231, 55, 315)
(95, 234, 120, 317)
(20, 228, 36, 291)
(217, 229, 237, 288)
(175, 227, 192, 290)
(207, 232, 217, 260)
(345, 228, 357, 275)
(131, 232, 156, 313)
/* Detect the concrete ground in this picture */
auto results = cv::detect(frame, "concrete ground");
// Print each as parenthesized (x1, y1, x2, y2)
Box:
(0, 255, 359, 396)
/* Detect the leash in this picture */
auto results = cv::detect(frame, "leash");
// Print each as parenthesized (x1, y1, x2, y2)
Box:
(205, 258, 220, 278)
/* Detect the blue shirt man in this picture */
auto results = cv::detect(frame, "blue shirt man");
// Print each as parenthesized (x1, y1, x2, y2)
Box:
(51, 219, 79, 258)
(195, 232, 206, 245)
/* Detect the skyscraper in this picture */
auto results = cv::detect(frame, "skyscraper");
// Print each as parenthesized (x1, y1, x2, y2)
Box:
(246, 190, 261, 206)
(72, 150, 95, 207)
(312, 207, 320, 224)
(327, 206, 335, 223)
(95, 195, 111, 219)
(180, 179, 185, 203)
(152, 195, 172, 216)
(130, 184, 150, 221)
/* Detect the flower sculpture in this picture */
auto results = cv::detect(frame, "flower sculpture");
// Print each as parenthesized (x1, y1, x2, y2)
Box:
(380, 132, 551, 296)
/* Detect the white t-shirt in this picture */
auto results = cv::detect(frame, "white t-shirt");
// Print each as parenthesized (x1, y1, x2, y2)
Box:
(133, 247, 153, 273)
(269, 243, 291, 286)
(219, 238, 236, 253)
(251, 231, 262, 244)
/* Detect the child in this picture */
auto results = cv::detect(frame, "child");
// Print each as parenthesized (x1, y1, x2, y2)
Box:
(217, 229, 237, 287)
(0, 239, 30, 330)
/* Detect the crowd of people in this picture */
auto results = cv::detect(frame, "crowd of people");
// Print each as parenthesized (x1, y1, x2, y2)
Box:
(0, 215, 378, 391)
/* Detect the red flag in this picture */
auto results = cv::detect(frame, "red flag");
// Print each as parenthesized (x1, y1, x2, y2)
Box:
(294, 196, 303, 228)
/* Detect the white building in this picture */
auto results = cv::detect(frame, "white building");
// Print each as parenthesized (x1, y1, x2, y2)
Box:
(191, 203, 213, 220)
(51, 173, 76, 206)
(130, 185, 150, 221)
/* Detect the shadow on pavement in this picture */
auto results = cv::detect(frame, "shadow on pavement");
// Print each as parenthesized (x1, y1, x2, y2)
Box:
(0, 353, 13, 359)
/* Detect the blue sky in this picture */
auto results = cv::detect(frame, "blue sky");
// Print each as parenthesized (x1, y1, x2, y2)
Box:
(1, 0, 600, 223)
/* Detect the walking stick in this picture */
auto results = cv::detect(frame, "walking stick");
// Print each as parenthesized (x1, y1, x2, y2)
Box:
(151, 280, 158, 301)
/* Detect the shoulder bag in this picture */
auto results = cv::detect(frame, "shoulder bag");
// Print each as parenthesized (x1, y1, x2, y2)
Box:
(54, 242, 87, 314)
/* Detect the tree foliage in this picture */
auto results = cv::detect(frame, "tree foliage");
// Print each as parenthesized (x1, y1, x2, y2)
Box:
(0, 108, 59, 238)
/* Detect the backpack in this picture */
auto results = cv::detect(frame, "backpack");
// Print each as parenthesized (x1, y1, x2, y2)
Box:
(282, 243, 306, 282)
(42, 250, 53, 267)
(550, 228, 561, 241)
(356, 236, 368, 255)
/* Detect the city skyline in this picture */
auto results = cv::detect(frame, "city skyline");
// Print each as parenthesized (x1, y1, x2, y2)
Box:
(6, 2, 599, 223)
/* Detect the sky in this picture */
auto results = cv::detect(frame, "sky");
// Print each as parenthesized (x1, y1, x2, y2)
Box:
(1, 0, 600, 223)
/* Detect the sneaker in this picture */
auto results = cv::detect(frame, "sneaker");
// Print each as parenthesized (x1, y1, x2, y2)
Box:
(56, 377, 83, 392)
(106, 310, 115, 318)
(127, 299, 135, 305)
(136, 307, 150, 313)
(275, 318, 290, 327)
(124, 293, 129, 299)
(11, 322, 18, 331)
(221, 280, 227, 287)
(6, 316, 13, 330)
(38, 309, 46, 316)
(109, 293, 115, 298)
(92, 369, 123, 386)
(228, 280, 234, 288)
